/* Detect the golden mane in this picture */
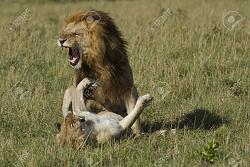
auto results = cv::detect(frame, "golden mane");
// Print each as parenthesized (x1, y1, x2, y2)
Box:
(65, 10, 134, 103)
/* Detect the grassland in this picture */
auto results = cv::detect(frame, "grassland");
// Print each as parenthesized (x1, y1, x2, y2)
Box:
(0, 0, 249, 166)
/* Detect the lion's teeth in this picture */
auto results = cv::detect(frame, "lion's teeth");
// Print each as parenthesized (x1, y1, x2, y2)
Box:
(70, 57, 77, 63)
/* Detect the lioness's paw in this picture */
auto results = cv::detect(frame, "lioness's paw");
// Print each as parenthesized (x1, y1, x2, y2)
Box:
(76, 78, 94, 90)
(137, 94, 153, 108)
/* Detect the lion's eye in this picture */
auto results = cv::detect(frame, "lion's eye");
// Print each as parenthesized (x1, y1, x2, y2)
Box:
(72, 33, 79, 37)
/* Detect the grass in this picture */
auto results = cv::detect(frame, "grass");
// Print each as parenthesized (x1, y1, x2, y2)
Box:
(0, 0, 249, 166)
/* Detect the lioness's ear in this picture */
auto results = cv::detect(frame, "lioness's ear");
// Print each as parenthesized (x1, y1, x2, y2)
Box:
(56, 123, 61, 131)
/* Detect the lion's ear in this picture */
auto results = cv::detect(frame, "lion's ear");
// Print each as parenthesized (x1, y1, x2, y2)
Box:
(65, 112, 74, 122)
(56, 123, 61, 131)
(83, 10, 101, 21)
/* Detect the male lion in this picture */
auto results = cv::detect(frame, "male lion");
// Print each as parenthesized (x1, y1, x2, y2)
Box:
(58, 10, 145, 135)
(56, 78, 153, 148)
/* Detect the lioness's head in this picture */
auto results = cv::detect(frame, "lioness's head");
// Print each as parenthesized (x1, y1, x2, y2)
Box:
(56, 113, 85, 148)
(58, 10, 128, 71)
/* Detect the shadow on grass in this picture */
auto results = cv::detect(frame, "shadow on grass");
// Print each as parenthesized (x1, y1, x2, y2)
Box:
(143, 109, 228, 133)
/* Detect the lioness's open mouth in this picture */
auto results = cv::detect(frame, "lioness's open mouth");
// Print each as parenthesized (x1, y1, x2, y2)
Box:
(68, 47, 80, 66)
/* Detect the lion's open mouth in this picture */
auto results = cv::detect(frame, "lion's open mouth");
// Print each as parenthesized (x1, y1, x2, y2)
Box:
(68, 47, 80, 66)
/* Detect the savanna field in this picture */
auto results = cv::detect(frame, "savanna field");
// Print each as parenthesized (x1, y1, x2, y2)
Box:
(0, 0, 249, 166)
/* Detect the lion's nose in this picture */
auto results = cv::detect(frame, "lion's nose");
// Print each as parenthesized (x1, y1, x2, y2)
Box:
(59, 38, 66, 45)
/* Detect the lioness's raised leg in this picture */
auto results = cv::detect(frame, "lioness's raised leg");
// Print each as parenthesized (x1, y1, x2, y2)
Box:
(62, 86, 74, 118)
(120, 94, 153, 130)
(125, 86, 144, 135)
(76, 94, 153, 144)
(62, 78, 93, 118)
(75, 77, 95, 114)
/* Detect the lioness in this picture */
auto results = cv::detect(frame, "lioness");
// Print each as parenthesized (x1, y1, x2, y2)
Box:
(58, 10, 145, 135)
(56, 78, 153, 148)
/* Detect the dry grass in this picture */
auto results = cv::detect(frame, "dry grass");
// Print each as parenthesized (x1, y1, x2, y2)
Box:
(0, 0, 249, 166)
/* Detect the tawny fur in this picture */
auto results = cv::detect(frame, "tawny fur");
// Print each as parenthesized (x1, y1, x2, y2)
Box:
(58, 10, 143, 134)
(60, 10, 132, 103)
(56, 78, 153, 147)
